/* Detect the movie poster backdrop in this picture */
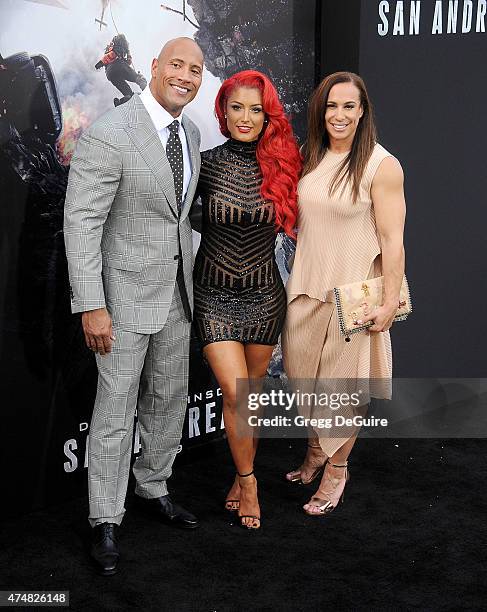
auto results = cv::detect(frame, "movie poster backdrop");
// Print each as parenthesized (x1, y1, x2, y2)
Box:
(358, 0, 487, 378)
(0, 0, 315, 516)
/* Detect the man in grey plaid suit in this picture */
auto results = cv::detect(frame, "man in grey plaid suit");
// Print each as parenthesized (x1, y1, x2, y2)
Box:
(64, 38, 204, 576)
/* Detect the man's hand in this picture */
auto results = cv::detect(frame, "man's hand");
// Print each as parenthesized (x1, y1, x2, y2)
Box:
(82, 308, 115, 355)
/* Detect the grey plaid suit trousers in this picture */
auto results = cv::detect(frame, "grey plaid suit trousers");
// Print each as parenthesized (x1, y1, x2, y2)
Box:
(89, 284, 190, 526)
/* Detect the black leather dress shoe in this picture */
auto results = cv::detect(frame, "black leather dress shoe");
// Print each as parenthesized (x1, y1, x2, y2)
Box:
(135, 494, 200, 529)
(90, 523, 120, 576)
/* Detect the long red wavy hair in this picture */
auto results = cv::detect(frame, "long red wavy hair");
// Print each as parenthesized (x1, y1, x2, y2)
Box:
(215, 70, 301, 238)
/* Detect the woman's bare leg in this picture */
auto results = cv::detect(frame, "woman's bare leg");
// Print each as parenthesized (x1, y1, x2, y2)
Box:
(204, 341, 274, 527)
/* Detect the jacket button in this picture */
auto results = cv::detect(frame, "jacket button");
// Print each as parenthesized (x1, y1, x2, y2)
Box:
(174, 254, 179, 260)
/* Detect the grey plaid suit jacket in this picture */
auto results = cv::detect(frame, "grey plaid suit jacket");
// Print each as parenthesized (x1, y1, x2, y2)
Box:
(64, 94, 201, 334)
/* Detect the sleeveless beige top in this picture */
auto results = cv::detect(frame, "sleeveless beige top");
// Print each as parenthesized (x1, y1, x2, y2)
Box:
(287, 143, 393, 303)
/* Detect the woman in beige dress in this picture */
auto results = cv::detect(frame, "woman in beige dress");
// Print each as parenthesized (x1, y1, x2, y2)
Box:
(282, 72, 406, 516)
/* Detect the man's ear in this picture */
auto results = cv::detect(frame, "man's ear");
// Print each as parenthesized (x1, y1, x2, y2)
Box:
(151, 58, 158, 79)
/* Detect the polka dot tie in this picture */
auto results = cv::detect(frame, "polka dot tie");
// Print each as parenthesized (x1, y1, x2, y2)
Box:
(166, 120, 184, 211)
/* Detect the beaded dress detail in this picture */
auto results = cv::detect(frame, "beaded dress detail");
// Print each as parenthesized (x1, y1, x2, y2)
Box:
(193, 138, 286, 346)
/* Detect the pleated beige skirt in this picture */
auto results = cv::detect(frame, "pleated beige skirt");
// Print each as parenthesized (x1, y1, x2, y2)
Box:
(281, 295, 392, 457)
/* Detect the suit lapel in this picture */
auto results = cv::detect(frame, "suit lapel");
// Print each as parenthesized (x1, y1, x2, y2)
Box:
(180, 115, 201, 221)
(124, 96, 179, 218)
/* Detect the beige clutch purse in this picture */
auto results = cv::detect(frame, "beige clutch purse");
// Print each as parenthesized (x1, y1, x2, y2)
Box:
(333, 276, 412, 341)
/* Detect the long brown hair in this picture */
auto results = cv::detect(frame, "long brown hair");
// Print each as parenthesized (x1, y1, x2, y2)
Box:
(301, 72, 377, 203)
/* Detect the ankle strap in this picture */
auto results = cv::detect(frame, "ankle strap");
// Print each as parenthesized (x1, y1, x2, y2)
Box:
(308, 443, 321, 449)
(329, 462, 348, 468)
(238, 470, 254, 478)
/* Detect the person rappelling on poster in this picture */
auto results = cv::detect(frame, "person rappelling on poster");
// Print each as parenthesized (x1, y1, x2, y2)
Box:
(95, 33, 147, 107)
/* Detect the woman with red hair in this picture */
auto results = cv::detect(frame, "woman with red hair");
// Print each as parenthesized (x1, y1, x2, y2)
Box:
(193, 70, 301, 529)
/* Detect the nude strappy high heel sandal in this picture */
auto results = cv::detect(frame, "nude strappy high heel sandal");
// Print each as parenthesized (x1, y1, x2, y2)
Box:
(303, 461, 349, 516)
(285, 443, 327, 485)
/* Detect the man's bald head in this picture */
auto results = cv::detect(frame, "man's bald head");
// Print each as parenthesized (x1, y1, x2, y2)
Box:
(157, 37, 203, 64)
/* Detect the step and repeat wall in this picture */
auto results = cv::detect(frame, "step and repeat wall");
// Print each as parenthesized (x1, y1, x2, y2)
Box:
(321, 0, 486, 378)
(359, 0, 487, 378)
(0, 0, 316, 517)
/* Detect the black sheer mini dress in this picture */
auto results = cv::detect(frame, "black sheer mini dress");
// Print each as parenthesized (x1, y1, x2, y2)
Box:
(193, 138, 286, 347)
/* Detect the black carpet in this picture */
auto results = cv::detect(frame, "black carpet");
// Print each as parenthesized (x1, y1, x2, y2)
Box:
(1, 438, 486, 611)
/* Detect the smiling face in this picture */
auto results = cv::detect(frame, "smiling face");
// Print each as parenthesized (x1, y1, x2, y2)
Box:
(324, 81, 364, 150)
(225, 86, 265, 142)
(150, 38, 203, 117)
